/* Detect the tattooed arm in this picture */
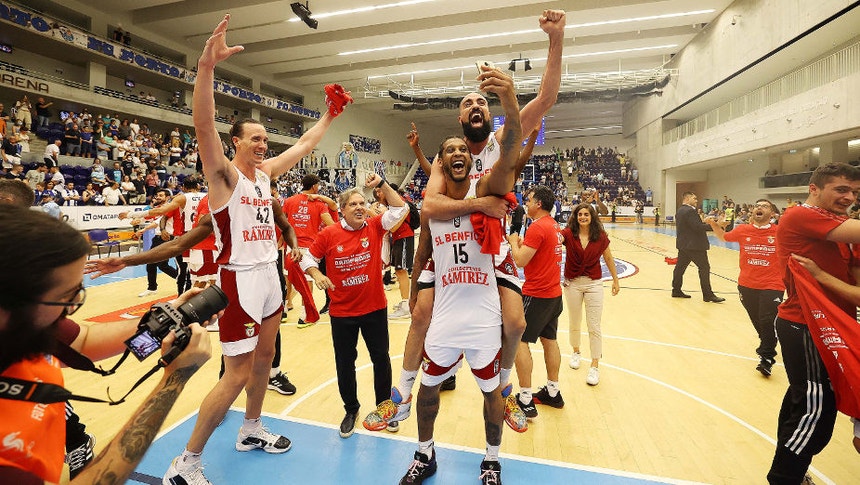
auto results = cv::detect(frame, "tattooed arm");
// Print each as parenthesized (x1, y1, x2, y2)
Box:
(71, 324, 211, 484)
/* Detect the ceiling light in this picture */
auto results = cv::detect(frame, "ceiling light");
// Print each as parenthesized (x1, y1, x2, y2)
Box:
(366, 45, 675, 79)
(340, 9, 712, 56)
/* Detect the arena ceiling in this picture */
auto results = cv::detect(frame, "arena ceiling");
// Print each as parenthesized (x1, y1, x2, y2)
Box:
(47, 0, 735, 141)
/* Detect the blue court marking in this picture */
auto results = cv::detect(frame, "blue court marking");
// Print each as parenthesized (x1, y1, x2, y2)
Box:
(84, 262, 168, 288)
(131, 410, 692, 484)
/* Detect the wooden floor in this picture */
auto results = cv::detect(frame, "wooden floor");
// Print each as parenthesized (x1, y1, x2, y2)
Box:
(66, 224, 859, 484)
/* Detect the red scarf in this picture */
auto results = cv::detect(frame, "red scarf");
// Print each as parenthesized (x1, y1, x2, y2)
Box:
(470, 192, 518, 255)
(790, 258, 860, 418)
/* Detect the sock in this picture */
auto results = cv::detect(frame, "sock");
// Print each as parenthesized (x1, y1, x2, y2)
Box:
(519, 388, 532, 404)
(499, 368, 512, 388)
(418, 439, 434, 459)
(242, 417, 261, 434)
(485, 444, 500, 462)
(398, 370, 418, 400)
(269, 368, 280, 379)
(546, 380, 560, 397)
(178, 449, 202, 469)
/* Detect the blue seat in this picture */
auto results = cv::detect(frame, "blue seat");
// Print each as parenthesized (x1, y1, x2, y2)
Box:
(88, 229, 121, 258)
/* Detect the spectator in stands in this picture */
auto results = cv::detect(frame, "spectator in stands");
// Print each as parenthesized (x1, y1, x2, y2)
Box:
(102, 180, 126, 206)
(82, 182, 100, 205)
(80, 125, 94, 158)
(60, 181, 81, 206)
(169, 138, 183, 165)
(48, 166, 65, 186)
(118, 119, 132, 140)
(35, 97, 53, 130)
(145, 168, 160, 200)
(1, 133, 21, 169)
(44, 139, 61, 168)
(3, 163, 24, 181)
(0, 103, 9, 137)
(40, 191, 61, 218)
(24, 163, 46, 189)
(334, 170, 351, 192)
(14, 95, 32, 131)
(108, 161, 124, 184)
(64, 123, 82, 156)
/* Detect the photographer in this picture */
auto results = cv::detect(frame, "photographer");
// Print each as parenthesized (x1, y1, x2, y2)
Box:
(0, 206, 213, 484)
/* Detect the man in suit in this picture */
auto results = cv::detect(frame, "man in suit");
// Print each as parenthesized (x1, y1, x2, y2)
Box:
(671, 191, 725, 302)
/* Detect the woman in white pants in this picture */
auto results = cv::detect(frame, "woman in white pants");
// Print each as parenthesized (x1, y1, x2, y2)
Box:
(560, 203, 619, 385)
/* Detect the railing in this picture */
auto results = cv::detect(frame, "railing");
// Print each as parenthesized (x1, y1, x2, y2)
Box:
(760, 171, 813, 188)
(0, 60, 90, 90)
(664, 40, 860, 144)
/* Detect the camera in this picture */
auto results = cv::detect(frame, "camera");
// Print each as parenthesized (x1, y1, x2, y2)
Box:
(125, 286, 228, 361)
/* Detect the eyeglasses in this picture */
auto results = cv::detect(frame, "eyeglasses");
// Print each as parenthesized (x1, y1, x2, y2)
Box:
(37, 285, 86, 316)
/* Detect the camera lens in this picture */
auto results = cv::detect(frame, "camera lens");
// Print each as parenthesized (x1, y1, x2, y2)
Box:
(177, 286, 229, 324)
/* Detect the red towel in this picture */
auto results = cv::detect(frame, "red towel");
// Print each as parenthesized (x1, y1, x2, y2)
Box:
(790, 258, 860, 418)
(284, 254, 319, 324)
(470, 192, 518, 255)
(324, 84, 353, 117)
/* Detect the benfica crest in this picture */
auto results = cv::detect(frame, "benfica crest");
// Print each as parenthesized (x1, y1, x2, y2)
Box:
(361, 237, 370, 248)
(244, 322, 255, 337)
(453, 217, 461, 228)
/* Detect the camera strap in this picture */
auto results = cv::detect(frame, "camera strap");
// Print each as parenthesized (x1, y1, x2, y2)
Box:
(0, 344, 170, 406)
(52, 340, 129, 376)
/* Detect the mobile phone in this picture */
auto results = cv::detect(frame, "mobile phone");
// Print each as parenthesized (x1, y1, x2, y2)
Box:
(475, 60, 495, 73)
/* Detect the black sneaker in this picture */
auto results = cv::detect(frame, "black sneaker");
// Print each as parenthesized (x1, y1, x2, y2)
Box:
(340, 412, 358, 438)
(533, 386, 565, 408)
(756, 358, 775, 377)
(479, 459, 502, 485)
(515, 393, 538, 420)
(440, 375, 456, 391)
(399, 450, 437, 484)
(319, 302, 329, 314)
(268, 371, 297, 395)
(66, 432, 95, 479)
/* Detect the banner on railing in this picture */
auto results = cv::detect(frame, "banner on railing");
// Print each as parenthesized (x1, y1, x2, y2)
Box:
(0, 2, 320, 120)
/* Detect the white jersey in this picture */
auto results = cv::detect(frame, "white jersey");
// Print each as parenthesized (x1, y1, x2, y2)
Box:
(212, 167, 277, 269)
(467, 131, 500, 183)
(426, 215, 502, 350)
(181, 191, 206, 236)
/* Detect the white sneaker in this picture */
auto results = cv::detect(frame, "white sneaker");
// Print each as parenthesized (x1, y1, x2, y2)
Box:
(586, 367, 600, 386)
(138, 289, 157, 297)
(569, 352, 581, 370)
(236, 425, 292, 453)
(389, 301, 411, 319)
(163, 457, 211, 485)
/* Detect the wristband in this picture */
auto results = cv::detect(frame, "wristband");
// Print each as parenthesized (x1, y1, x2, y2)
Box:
(376, 177, 387, 188)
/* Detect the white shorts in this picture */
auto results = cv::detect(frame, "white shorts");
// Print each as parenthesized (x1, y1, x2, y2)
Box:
(218, 263, 283, 356)
(421, 344, 501, 393)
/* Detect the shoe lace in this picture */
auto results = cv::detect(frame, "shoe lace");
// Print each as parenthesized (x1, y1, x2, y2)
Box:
(479, 467, 501, 484)
(184, 466, 211, 485)
(405, 457, 428, 479)
(65, 435, 94, 469)
(375, 399, 397, 421)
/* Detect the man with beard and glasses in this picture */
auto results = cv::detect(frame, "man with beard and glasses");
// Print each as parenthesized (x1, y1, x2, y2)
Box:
(707, 199, 784, 377)
(364, 9, 566, 436)
(0, 206, 213, 484)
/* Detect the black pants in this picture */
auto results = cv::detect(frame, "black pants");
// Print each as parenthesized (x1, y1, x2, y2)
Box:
(671, 249, 714, 297)
(146, 236, 178, 291)
(737, 285, 781, 361)
(330, 308, 391, 414)
(767, 318, 837, 484)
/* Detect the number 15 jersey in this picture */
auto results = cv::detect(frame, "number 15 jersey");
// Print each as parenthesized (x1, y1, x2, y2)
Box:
(426, 215, 502, 350)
